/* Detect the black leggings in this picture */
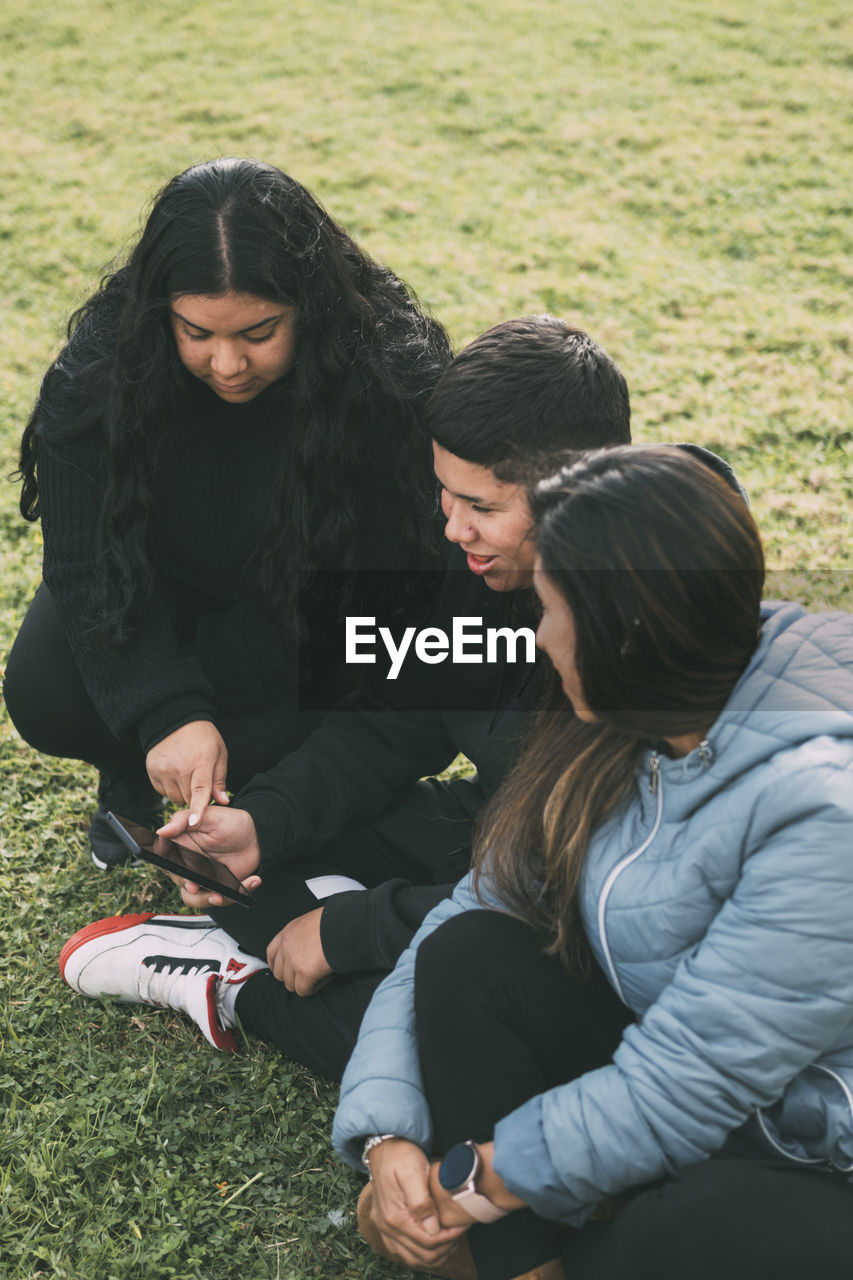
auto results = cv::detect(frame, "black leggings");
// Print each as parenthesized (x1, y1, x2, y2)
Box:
(3, 584, 331, 788)
(414, 911, 853, 1280)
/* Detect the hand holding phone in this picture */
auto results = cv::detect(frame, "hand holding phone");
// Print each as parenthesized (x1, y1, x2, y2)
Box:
(105, 812, 255, 907)
(156, 806, 261, 882)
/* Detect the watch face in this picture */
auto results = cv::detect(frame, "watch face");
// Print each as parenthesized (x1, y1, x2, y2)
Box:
(438, 1141, 478, 1194)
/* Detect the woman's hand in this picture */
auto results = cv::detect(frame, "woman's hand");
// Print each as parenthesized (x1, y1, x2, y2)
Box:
(427, 1141, 526, 1226)
(157, 805, 262, 909)
(266, 909, 334, 995)
(146, 720, 230, 822)
(367, 1139, 467, 1270)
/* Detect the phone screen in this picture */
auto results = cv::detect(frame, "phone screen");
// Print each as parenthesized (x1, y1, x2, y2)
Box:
(105, 812, 254, 908)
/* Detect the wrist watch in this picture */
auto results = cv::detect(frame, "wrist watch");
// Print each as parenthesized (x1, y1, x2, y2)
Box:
(437, 1140, 508, 1223)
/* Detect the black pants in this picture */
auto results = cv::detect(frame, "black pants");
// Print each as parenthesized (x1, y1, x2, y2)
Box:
(234, 968, 384, 1082)
(3, 584, 331, 788)
(414, 911, 853, 1280)
(223, 783, 475, 1080)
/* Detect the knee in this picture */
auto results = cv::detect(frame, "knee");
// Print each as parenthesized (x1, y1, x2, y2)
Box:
(4, 587, 95, 756)
(3, 656, 42, 748)
(3, 658, 66, 755)
(4, 589, 58, 747)
(415, 910, 538, 1012)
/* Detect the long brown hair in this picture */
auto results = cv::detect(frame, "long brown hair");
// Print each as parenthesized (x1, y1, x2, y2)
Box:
(472, 445, 764, 969)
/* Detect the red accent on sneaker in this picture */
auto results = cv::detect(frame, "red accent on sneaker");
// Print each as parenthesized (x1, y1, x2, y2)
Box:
(225, 958, 247, 976)
(204, 974, 238, 1051)
(59, 913, 157, 981)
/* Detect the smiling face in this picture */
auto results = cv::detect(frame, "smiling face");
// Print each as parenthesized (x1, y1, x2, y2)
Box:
(533, 562, 596, 722)
(432, 442, 535, 592)
(169, 291, 297, 402)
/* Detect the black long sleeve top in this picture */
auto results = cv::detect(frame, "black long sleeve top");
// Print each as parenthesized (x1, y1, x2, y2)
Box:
(35, 368, 441, 753)
(233, 546, 546, 969)
(238, 546, 544, 847)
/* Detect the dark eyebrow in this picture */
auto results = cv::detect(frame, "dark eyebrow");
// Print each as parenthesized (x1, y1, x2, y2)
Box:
(171, 308, 285, 335)
(438, 480, 505, 506)
(458, 491, 497, 505)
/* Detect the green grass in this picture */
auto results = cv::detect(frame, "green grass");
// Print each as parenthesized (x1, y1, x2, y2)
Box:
(1, 0, 851, 1276)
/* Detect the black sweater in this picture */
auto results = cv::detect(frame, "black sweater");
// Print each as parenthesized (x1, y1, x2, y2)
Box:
(35, 374, 440, 753)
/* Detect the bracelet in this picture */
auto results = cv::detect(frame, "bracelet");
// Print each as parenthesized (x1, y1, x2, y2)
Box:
(361, 1133, 397, 1176)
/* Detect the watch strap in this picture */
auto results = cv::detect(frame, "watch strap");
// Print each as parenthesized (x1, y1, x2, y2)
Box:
(452, 1182, 510, 1223)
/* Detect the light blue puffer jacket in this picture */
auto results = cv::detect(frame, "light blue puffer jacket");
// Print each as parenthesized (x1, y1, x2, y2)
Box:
(332, 602, 853, 1224)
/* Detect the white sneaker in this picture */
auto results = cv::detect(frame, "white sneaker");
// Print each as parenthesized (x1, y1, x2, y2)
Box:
(59, 912, 267, 1051)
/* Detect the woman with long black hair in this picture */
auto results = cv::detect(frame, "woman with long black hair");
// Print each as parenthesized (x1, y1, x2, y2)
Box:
(333, 445, 853, 1280)
(5, 157, 451, 866)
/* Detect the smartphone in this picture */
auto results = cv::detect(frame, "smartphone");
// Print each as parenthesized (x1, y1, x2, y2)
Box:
(105, 812, 254, 908)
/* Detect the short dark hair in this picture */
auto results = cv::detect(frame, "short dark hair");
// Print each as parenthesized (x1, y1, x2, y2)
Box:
(426, 315, 630, 480)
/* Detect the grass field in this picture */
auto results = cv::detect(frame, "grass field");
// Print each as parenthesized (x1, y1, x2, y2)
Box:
(1, 1, 851, 1276)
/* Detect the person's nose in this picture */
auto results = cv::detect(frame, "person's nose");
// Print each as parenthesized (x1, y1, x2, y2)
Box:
(209, 341, 248, 378)
(443, 497, 475, 545)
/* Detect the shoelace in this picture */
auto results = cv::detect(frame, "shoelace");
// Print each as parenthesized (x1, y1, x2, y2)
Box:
(139, 958, 217, 1014)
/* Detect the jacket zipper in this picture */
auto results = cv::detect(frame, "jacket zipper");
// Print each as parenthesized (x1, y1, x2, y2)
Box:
(755, 1110, 825, 1166)
(756, 1066, 853, 1172)
(596, 739, 849, 1176)
(596, 753, 663, 1004)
